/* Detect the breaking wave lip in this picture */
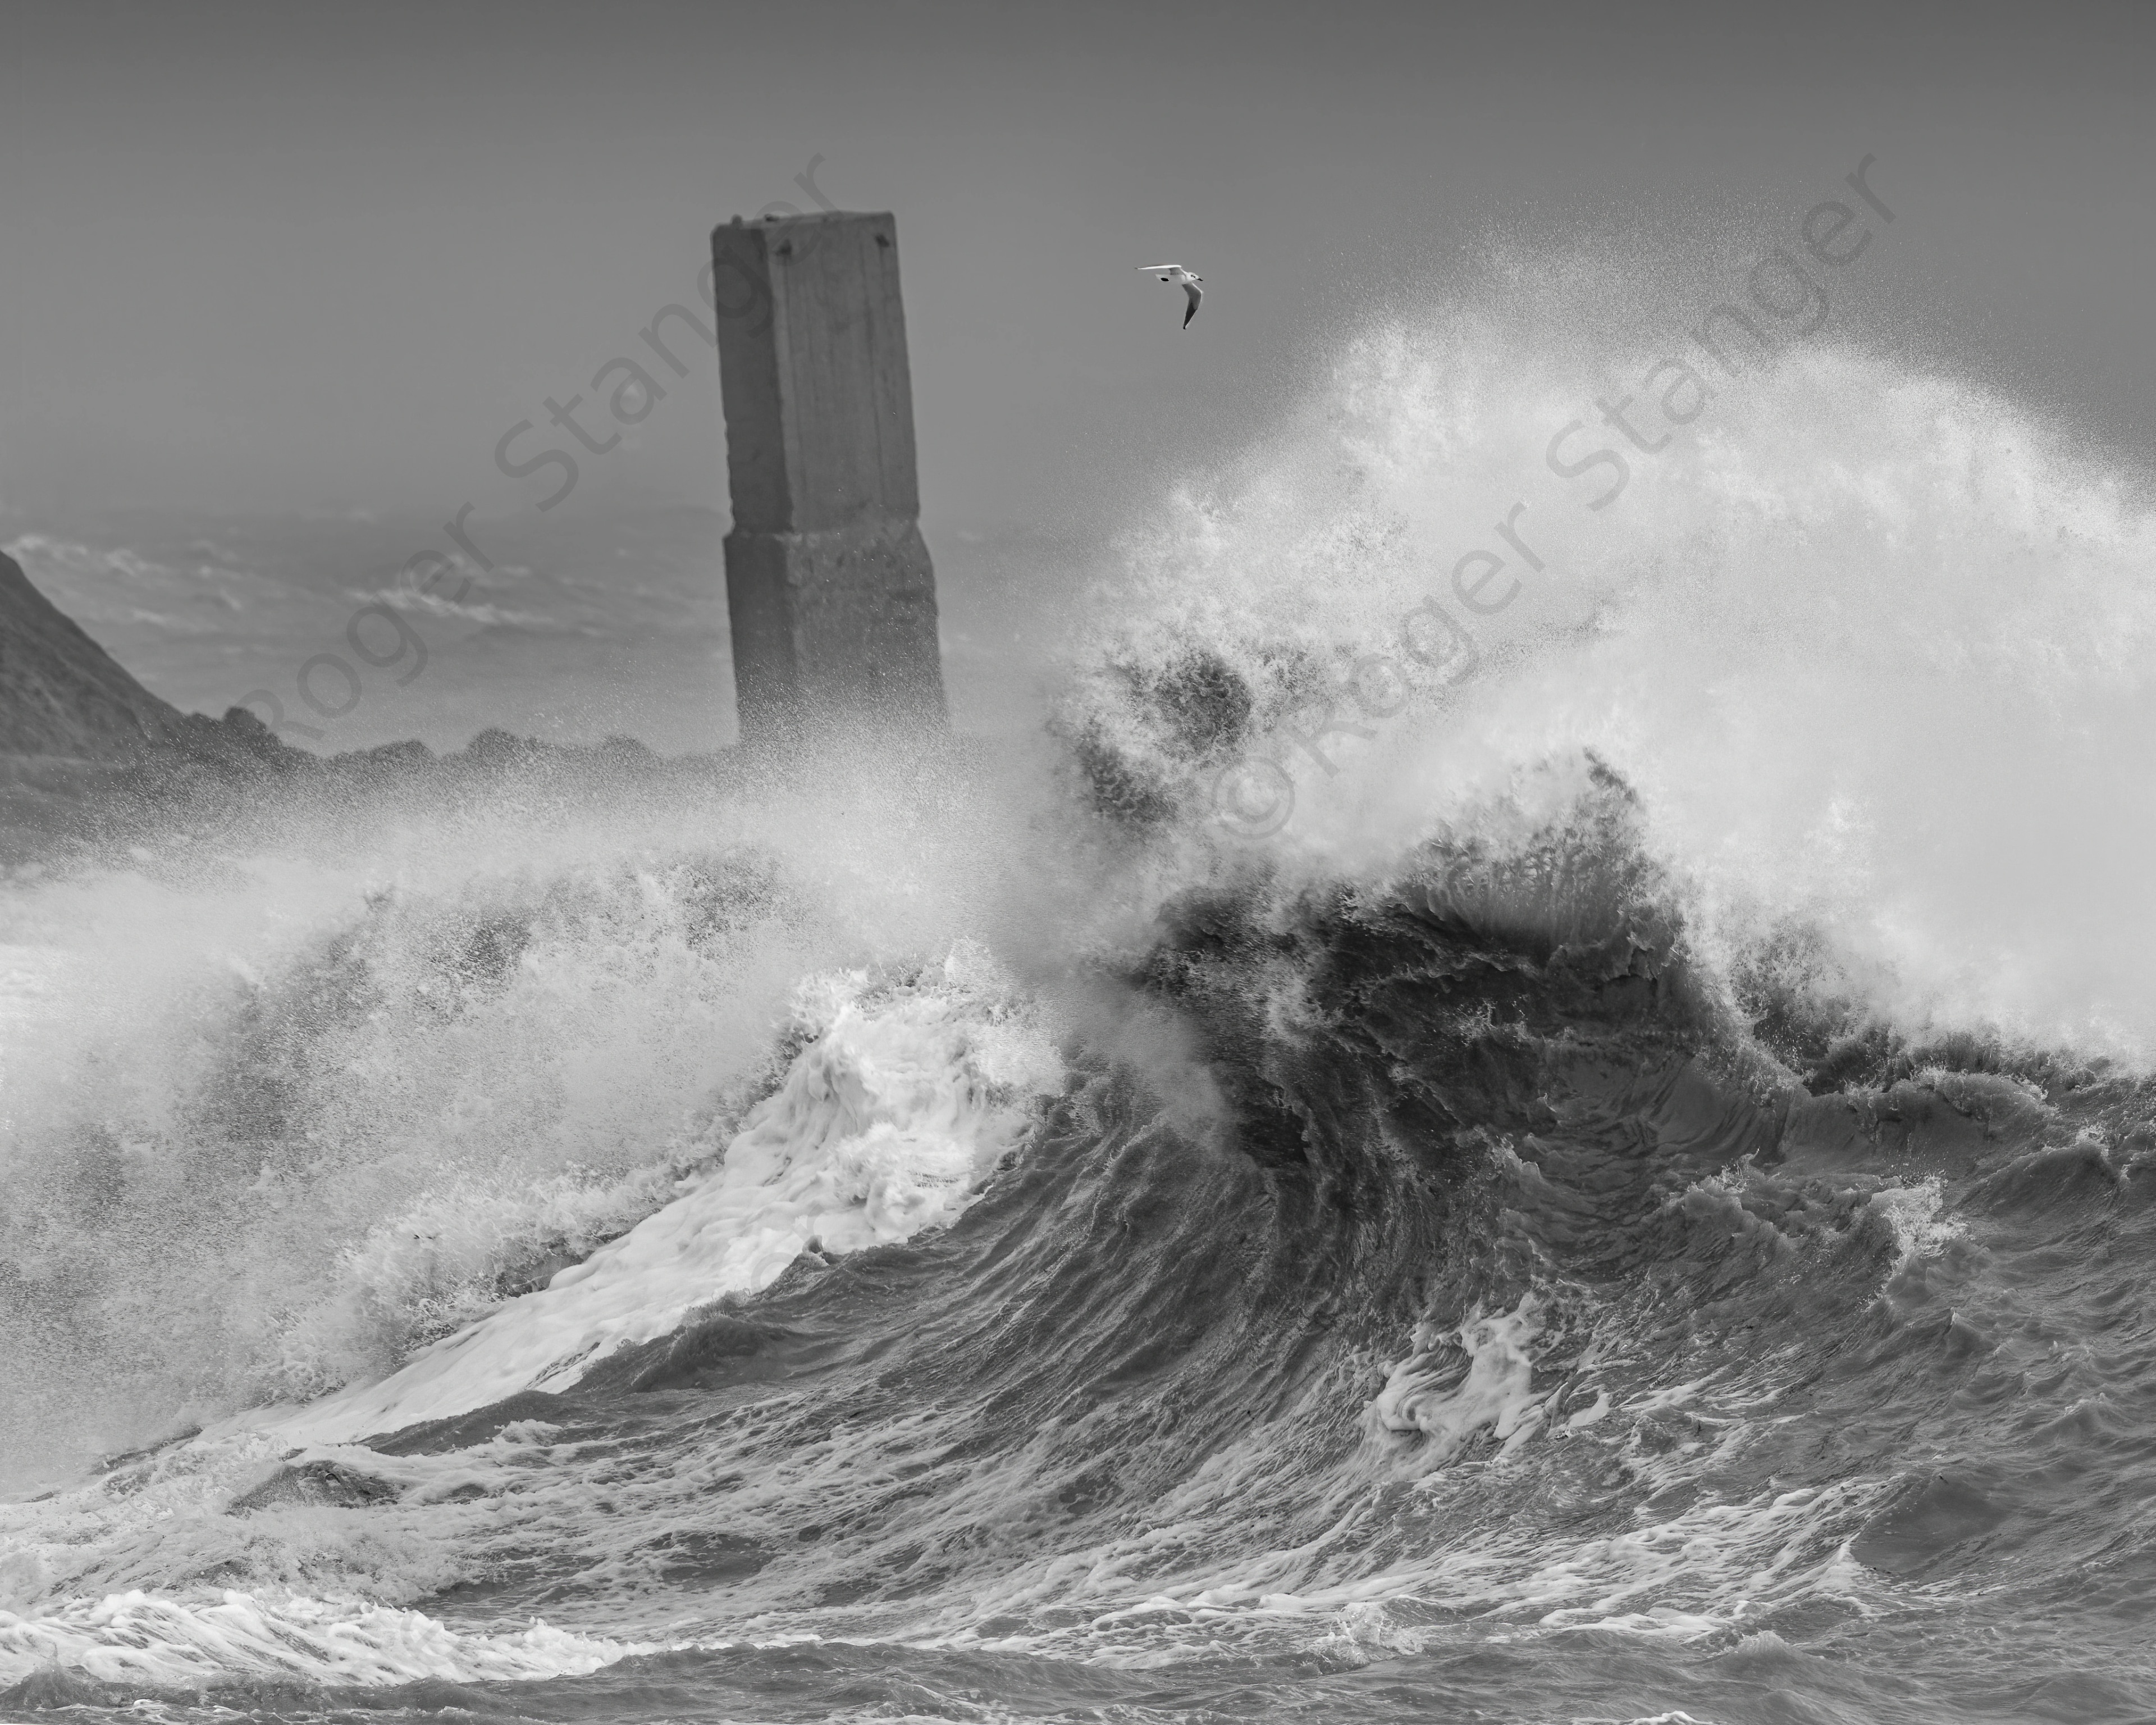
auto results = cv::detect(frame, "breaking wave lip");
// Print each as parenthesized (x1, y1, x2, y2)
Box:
(247, 947, 1064, 1448)
(1060, 319, 2156, 1071)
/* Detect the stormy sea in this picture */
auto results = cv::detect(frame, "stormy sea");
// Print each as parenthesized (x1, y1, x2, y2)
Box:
(5, 318, 2155, 1725)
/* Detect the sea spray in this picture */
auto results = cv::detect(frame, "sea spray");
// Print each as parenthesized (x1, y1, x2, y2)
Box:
(1066, 326, 2156, 1061)
(5, 288, 2156, 1723)
(265, 950, 1063, 1444)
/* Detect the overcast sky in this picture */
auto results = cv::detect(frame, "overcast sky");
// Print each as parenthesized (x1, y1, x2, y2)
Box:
(2, 0, 2150, 536)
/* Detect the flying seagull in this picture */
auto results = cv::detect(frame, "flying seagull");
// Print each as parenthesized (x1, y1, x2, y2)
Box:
(1136, 264, 1204, 327)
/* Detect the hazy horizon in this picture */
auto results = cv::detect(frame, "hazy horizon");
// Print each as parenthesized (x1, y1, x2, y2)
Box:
(4, 0, 2152, 542)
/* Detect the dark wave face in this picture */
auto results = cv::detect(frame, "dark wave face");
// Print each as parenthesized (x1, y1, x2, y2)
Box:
(8, 316, 2156, 1724)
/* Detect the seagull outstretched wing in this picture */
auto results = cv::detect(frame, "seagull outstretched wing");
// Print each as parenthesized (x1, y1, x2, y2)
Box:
(1135, 263, 1205, 323)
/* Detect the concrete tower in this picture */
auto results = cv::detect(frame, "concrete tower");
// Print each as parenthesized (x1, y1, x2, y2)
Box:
(710, 210, 947, 746)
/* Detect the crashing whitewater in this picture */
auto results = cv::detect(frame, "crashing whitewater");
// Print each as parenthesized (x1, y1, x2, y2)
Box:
(4, 309, 2156, 1724)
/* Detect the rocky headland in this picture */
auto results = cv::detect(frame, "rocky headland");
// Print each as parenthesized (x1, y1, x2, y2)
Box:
(0, 548, 702, 872)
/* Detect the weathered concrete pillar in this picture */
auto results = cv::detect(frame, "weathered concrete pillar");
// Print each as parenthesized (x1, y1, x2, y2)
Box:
(710, 209, 947, 746)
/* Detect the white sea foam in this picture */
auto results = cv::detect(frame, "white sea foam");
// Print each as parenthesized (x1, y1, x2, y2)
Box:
(954, 1467, 1888, 1664)
(0, 723, 1072, 1493)
(0, 845, 824, 1485)
(1073, 316, 2156, 1067)
(1371, 1295, 1551, 1464)
(260, 952, 1061, 1446)
(0, 1589, 651, 1688)
(1870, 1177, 1964, 1275)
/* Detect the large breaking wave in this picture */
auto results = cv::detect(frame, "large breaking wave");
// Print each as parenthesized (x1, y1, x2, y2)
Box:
(5, 299, 2155, 1724)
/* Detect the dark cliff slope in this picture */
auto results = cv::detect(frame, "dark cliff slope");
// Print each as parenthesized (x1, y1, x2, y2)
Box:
(0, 550, 188, 760)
